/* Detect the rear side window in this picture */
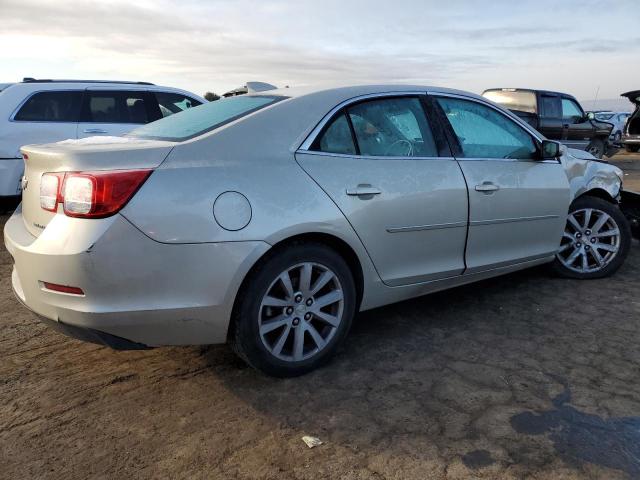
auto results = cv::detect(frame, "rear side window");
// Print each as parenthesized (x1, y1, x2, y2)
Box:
(436, 97, 537, 160)
(14, 91, 83, 122)
(81, 91, 153, 124)
(540, 95, 561, 118)
(311, 97, 438, 157)
(313, 113, 356, 154)
(129, 95, 284, 141)
(156, 92, 202, 118)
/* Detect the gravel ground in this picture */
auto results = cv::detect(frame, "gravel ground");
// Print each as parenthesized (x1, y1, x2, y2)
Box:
(2, 152, 640, 480)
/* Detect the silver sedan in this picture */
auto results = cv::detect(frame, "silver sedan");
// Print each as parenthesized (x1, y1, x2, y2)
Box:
(4, 85, 631, 376)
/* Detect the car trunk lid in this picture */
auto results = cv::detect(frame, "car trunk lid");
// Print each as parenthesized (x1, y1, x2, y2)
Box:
(20, 136, 175, 237)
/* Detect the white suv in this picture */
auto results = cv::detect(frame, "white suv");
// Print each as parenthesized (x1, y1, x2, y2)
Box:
(0, 79, 206, 200)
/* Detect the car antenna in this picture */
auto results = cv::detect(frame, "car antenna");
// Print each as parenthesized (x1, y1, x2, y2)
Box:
(592, 85, 600, 111)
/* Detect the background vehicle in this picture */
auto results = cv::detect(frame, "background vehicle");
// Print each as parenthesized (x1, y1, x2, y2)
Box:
(4, 85, 631, 376)
(621, 90, 640, 153)
(594, 111, 631, 144)
(0, 78, 205, 201)
(483, 88, 613, 158)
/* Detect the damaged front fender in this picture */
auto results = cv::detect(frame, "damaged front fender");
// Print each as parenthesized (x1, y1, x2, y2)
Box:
(561, 147, 622, 202)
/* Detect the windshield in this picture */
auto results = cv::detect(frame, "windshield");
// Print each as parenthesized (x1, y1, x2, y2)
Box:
(483, 90, 537, 114)
(129, 95, 285, 141)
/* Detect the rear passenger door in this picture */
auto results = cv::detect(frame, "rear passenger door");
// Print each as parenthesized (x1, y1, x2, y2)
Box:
(77, 89, 159, 138)
(296, 94, 469, 286)
(537, 93, 564, 141)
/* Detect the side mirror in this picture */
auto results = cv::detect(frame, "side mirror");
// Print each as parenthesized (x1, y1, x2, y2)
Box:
(586, 112, 595, 120)
(541, 140, 561, 159)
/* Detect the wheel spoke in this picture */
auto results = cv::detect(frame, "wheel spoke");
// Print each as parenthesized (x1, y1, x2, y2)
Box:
(293, 324, 305, 360)
(311, 310, 340, 327)
(562, 231, 575, 240)
(262, 296, 289, 308)
(272, 324, 292, 355)
(299, 263, 312, 294)
(279, 271, 294, 299)
(310, 270, 334, 296)
(306, 324, 326, 350)
(565, 247, 581, 266)
(260, 315, 289, 335)
(591, 212, 610, 234)
(557, 242, 573, 253)
(583, 208, 592, 230)
(593, 228, 619, 238)
(581, 251, 589, 270)
(594, 242, 618, 253)
(568, 214, 582, 232)
(590, 248, 604, 267)
(314, 289, 343, 308)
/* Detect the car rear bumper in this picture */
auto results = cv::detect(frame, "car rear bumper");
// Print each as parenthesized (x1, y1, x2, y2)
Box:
(0, 158, 23, 197)
(622, 136, 640, 145)
(4, 206, 270, 347)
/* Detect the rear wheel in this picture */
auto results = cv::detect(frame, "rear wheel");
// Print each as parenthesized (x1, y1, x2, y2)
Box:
(625, 144, 640, 153)
(586, 139, 605, 158)
(553, 196, 631, 279)
(232, 243, 356, 377)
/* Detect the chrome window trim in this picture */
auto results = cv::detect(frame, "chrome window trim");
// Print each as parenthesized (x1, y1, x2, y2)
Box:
(297, 149, 451, 162)
(297, 91, 428, 152)
(427, 91, 561, 164)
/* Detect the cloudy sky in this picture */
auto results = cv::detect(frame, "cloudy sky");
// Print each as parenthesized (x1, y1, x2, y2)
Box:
(1, 0, 638, 105)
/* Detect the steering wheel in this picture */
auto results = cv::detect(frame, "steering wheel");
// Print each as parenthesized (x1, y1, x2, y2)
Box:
(385, 139, 413, 156)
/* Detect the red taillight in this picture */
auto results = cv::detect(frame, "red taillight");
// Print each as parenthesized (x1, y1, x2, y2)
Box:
(41, 282, 84, 295)
(40, 169, 152, 218)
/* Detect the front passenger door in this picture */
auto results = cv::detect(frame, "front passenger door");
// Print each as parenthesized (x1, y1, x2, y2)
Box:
(433, 95, 570, 273)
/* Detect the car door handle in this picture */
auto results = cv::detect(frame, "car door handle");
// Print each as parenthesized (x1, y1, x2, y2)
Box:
(83, 128, 107, 134)
(346, 185, 382, 197)
(475, 182, 500, 193)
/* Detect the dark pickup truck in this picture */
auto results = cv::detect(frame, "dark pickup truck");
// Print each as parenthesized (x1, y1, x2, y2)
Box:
(483, 88, 613, 158)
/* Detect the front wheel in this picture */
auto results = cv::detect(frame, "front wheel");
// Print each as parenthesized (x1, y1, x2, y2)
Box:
(231, 243, 356, 377)
(553, 196, 631, 279)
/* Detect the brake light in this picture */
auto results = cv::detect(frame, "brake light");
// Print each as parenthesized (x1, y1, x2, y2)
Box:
(39, 170, 152, 218)
(63, 170, 152, 218)
(40, 173, 64, 212)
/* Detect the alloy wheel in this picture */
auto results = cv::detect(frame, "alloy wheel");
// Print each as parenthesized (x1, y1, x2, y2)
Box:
(556, 208, 621, 274)
(258, 262, 344, 362)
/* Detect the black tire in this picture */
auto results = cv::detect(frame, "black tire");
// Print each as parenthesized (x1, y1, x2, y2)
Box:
(625, 144, 640, 153)
(552, 196, 631, 279)
(586, 138, 605, 159)
(231, 242, 356, 377)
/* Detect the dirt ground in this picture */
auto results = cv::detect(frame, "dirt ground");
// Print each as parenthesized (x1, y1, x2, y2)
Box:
(2, 152, 640, 480)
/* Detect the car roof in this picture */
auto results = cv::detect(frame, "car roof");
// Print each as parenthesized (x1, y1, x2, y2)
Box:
(483, 87, 578, 99)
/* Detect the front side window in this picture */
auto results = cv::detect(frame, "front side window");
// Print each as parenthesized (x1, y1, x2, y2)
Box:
(156, 92, 202, 118)
(436, 97, 538, 160)
(14, 91, 83, 122)
(347, 97, 437, 157)
(561, 98, 584, 121)
(82, 91, 152, 124)
(129, 95, 284, 141)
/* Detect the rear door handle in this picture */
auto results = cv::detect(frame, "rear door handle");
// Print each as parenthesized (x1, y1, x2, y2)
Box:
(475, 182, 500, 193)
(83, 128, 107, 134)
(346, 185, 382, 196)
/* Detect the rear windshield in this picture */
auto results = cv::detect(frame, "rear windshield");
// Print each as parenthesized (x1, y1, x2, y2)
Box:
(128, 95, 285, 141)
(483, 90, 537, 114)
